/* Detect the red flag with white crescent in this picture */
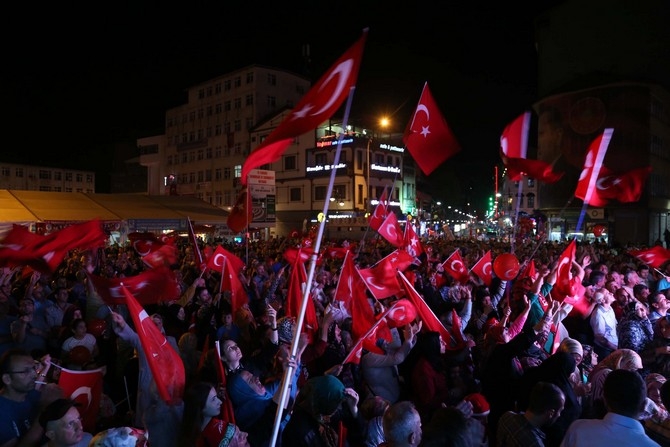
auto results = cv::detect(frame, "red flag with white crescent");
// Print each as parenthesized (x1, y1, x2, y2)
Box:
(574, 129, 613, 206)
(441, 249, 470, 284)
(376, 212, 404, 247)
(469, 250, 492, 286)
(628, 246, 670, 269)
(241, 30, 367, 184)
(58, 367, 103, 433)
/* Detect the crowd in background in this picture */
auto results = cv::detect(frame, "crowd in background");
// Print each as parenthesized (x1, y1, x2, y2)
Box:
(2, 232, 670, 447)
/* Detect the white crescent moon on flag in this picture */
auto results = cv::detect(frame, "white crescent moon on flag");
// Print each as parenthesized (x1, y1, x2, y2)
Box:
(310, 59, 354, 116)
(386, 304, 406, 323)
(70, 386, 93, 410)
(385, 223, 398, 242)
(482, 262, 492, 276)
(134, 241, 152, 257)
(364, 276, 386, 293)
(596, 176, 613, 190)
(451, 260, 464, 272)
(414, 104, 430, 121)
(212, 253, 225, 268)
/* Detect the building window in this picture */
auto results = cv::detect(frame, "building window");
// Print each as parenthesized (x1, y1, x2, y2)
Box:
(65, 172, 73, 181)
(216, 125, 222, 135)
(224, 80, 231, 91)
(224, 147, 231, 157)
(245, 94, 253, 106)
(207, 106, 213, 116)
(206, 147, 212, 159)
(234, 77, 241, 87)
(284, 155, 297, 171)
(189, 173, 195, 183)
(39, 170, 51, 180)
(206, 87, 212, 97)
(54, 186, 61, 192)
(267, 74, 276, 86)
(189, 151, 195, 162)
(315, 185, 327, 201)
(527, 178, 535, 188)
(234, 98, 241, 109)
(246, 72, 254, 84)
(215, 83, 221, 94)
(290, 187, 301, 202)
(181, 153, 187, 163)
(224, 190, 232, 206)
(358, 184, 363, 204)
(215, 168, 222, 180)
(65, 187, 72, 192)
(198, 108, 204, 119)
(86, 174, 93, 183)
(39, 186, 52, 191)
(315, 153, 327, 165)
(197, 150, 204, 160)
(234, 165, 242, 178)
(246, 118, 253, 130)
(198, 171, 204, 182)
(223, 167, 231, 180)
(205, 170, 212, 181)
(224, 101, 231, 111)
(233, 144, 241, 155)
(15, 168, 24, 178)
(1, 167, 10, 176)
(267, 96, 276, 108)
(215, 146, 222, 158)
(526, 193, 535, 209)
(234, 120, 241, 131)
(215, 103, 222, 114)
(198, 89, 204, 99)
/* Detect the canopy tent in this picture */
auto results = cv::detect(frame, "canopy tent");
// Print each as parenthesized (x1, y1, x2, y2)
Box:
(0, 190, 230, 225)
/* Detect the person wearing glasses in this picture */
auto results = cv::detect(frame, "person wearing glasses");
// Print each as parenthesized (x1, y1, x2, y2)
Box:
(0, 349, 60, 447)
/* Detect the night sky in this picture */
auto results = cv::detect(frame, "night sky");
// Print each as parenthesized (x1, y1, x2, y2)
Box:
(5, 1, 565, 212)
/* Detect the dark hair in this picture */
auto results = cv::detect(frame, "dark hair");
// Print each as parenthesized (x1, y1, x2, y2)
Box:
(660, 380, 670, 409)
(179, 382, 215, 446)
(70, 318, 86, 332)
(588, 271, 606, 286)
(634, 284, 650, 296)
(416, 331, 444, 372)
(0, 348, 32, 376)
(603, 369, 646, 417)
(421, 406, 469, 447)
(527, 381, 565, 413)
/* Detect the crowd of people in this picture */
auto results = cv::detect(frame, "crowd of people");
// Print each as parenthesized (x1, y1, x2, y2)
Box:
(2, 231, 670, 447)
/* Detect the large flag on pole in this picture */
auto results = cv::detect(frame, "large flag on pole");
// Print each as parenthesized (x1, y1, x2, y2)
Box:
(240, 30, 367, 185)
(403, 82, 461, 175)
(121, 284, 185, 404)
(187, 217, 205, 270)
(574, 129, 614, 206)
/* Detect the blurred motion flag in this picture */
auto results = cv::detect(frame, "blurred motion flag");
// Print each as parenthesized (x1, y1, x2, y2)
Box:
(121, 283, 185, 404)
(285, 253, 319, 342)
(58, 367, 103, 433)
(88, 266, 180, 305)
(470, 250, 493, 286)
(500, 111, 563, 183)
(580, 165, 652, 207)
(358, 250, 414, 300)
(141, 244, 178, 269)
(554, 239, 577, 300)
(187, 217, 205, 270)
(403, 82, 461, 175)
(629, 246, 670, 269)
(0, 220, 106, 274)
(240, 29, 367, 185)
(226, 188, 252, 233)
(219, 257, 248, 313)
(574, 129, 613, 206)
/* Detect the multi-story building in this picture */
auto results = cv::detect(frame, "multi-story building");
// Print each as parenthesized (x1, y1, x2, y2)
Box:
(0, 162, 95, 193)
(140, 65, 419, 239)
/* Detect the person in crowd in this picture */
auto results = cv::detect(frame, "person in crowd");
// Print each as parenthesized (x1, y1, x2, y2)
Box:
(590, 287, 618, 360)
(359, 396, 389, 447)
(561, 369, 660, 447)
(0, 349, 60, 447)
(11, 297, 51, 356)
(0, 301, 18, 359)
(641, 316, 670, 377)
(409, 330, 449, 421)
(178, 332, 201, 387)
(110, 310, 183, 447)
(497, 381, 565, 447)
(517, 351, 581, 447)
(611, 287, 633, 322)
(60, 319, 99, 368)
(585, 348, 643, 419)
(645, 379, 670, 445)
(38, 398, 93, 447)
(616, 300, 653, 353)
(179, 381, 249, 447)
(281, 375, 361, 447)
(634, 283, 652, 306)
(380, 400, 422, 447)
(648, 293, 670, 326)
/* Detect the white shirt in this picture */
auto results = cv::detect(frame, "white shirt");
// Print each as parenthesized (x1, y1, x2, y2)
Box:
(560, 412, 659, 447)
(590, 305, 618, 349)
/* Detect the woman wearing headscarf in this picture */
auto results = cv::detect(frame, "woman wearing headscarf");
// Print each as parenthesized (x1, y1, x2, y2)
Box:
(641, 314, 670, 377)
(281, 375, 362, 447)
(617, 300, 654, 352)
(584, 348, 643, 419)
(517, 351, 581, 447)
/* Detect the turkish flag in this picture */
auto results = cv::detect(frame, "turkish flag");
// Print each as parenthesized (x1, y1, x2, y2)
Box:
(0, 220, 106, 274)
(58, 367, 104, 433)
(403, 221, 424, 258)
(220, 257, 248, 314)
(629, 246, 670, 269)
(324, 245, 349, 260)
(397, 271, 463, 350)
(578, 165, 651, 207)
(500, 111, 530, 160)
(502, 157, 565, 183)
(369, 186, 389, 231)
(519, 259, 537, 280)
(376, 212, 404, 247)
(334, 252, 386, 355)
(283, 246, 315, 265)
(403, 82, 461, 175)
(207, 245, 246, 276)
(554, 239, 577, 300)
(470, 250, 492, 286)
(127, 232, 162, 257)
(121, 283, 185, 404)
(227, 188, 252, 233)
(285, 259, 319, 342)
(88, 266, 181, 305)
(441, 249, 470, 284)
(574, 129, 614, 206)
(240, 30, 367, 184)
(141, 244, 178, 269)
(358, 250, 414, 300)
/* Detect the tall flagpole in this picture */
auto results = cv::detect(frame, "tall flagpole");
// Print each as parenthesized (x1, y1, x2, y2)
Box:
(268, 86, 359, 447)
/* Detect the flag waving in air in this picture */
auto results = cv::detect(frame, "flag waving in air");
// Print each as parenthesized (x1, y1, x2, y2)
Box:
(574, 129, 614, 206)
(403, 82, 461, 175)
(441, 249, 470, 284)
(470, 250, 492, 286)
(240, 30, 367, 185)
